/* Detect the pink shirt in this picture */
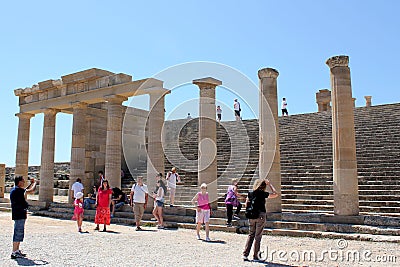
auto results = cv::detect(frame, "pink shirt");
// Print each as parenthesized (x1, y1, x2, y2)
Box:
(197, 192, 210, 210)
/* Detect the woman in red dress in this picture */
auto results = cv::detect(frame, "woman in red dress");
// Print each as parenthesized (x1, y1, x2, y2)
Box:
(95, 180, 112, 231)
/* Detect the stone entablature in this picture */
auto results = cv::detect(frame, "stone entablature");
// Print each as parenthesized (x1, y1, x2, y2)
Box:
(14, 69, 132, 107)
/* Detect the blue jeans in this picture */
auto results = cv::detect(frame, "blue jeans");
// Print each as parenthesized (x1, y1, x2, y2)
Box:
(84, 198, 96, 209)
(13, 219, 26, 242)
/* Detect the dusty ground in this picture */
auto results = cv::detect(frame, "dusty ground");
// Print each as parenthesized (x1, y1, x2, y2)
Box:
(0, 212, 399, 267)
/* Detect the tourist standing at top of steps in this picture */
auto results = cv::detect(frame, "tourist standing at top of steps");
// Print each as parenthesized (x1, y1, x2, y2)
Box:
(130, 176, 148, 231)
(166, 167, 181, 207)
(225, 179, 244, 227)
(234, 99, 241, 121)
(10, 176, 36, 259)
(281, 98, 288, 116)
(191, 183, 212, 242)
(242, 179, 278, 262)
(216, 106, 222, 122)
(71, 178, 84, 202)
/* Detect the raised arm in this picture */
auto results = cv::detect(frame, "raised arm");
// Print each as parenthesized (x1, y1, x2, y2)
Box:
(265, 179, 279, 199)
(25, 179, 37, 195)
(191, 192, 199, 205)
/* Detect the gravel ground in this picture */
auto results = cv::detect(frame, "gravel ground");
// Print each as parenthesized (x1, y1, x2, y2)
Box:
(0, 212, 399, 267)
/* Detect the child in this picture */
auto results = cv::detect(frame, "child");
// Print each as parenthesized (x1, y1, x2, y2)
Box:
(191, 183, 211, 241)
(72, 191, 84, 232)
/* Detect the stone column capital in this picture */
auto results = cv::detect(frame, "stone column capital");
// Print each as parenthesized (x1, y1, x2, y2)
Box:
(193, 77, 222, 89)
(326, 55, 349, 69)
(15, 113, 35, 119)
(71, 101, 88, 109)
(258, 68, 279, 79)
(104, 95, 127, 104)
(42, 108, 59, 116)
(364, 96, 372, 100)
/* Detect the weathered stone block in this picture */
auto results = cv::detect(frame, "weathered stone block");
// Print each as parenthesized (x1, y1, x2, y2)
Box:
(58, 189, 69, 196)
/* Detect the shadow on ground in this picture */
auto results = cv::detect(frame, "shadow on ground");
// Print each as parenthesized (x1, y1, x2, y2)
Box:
(14, 257, 49, 266)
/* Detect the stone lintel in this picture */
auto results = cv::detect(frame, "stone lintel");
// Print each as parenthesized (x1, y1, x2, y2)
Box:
(147, 87, 171, 97)
(61, 68, 115, 84)
(326, 55, 349, 69)
(104, 94, 128, 104)
(258, 68, 279, 79)
(192, 77, 222, 87)
(71, 101, 88, 109)
(19, 78, 164, 114)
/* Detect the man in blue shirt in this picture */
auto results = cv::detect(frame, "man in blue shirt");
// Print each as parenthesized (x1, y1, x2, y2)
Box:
(10, 176, 36, 259)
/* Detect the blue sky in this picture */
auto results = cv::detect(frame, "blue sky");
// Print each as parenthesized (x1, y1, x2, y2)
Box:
(1, 0, 399, 167)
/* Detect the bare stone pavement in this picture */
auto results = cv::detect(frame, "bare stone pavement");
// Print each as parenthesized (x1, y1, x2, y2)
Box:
(0, 212, 399, 267)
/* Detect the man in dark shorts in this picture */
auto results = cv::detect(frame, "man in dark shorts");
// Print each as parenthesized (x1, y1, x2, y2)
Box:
(281, 97, 288, 116)
(234, 99, 241, 121)
(10, 176, 36, 259)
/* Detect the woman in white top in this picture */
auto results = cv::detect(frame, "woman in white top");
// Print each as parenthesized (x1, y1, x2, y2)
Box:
(153, 179, 167, 229)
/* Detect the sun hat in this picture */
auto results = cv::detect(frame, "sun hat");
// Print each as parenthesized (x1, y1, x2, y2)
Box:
(76, 192, 84, 199)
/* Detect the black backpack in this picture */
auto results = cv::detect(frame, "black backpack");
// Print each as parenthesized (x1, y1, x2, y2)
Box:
(245, 191, 260, 219)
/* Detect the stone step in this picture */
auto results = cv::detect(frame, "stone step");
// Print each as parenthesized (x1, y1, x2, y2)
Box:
(31, 203, 400, 242)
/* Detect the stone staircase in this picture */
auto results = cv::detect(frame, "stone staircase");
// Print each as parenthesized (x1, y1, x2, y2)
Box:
(30, 202, 400, 243)
(124, 103, 400, 217)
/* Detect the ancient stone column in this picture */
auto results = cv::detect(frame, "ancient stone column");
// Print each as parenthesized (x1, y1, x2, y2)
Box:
(105, 95, 127, 188)
(0, 164, 5, 198)
(39, 109, 58, 205)
(365, 96, 372, 107)
(69, 102, 87, 203)
(193, 77, 221, 209)
(316, 89, 331, 112)
(326, 55, 359, 216)
(15, 113, 34, 178)
(258, 68, 282, 213)
(352, 98, 356, 108)
(146, 91, 166, 203)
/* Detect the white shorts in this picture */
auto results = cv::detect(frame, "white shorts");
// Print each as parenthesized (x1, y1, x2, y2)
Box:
(196, 209, 210, 224)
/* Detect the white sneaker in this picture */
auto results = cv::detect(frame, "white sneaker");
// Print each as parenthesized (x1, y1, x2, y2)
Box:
(205, 237, 211, 242)
(196, 234, 201, 240)
(242, 255, 249, 261)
